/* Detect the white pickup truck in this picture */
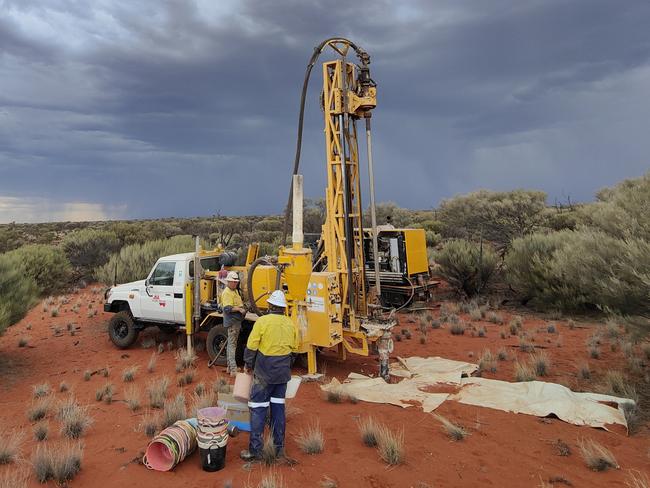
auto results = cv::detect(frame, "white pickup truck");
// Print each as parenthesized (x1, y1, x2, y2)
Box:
(103, 251, 250, 364)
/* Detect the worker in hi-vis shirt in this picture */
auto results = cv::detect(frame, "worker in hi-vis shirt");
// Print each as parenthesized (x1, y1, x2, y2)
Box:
(240, 290, 298, 462)
(221, 271, 246, 376)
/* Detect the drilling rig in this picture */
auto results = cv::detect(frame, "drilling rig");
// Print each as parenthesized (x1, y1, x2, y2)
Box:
(105, 38, 434, 379)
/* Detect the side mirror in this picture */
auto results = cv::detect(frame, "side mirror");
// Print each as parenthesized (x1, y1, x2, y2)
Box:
(145, 279, 150, 287)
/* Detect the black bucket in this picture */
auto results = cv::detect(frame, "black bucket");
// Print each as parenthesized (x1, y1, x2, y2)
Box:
(199, 445, 227, 472)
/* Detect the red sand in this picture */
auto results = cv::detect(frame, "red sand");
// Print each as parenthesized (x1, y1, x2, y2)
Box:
(1, 287, 648, 487)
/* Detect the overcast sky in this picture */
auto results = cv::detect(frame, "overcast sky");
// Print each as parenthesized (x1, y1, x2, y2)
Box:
(1, 0, 649, 223)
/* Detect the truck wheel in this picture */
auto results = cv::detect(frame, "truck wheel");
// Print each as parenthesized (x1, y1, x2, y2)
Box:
(206, 325, 228, 366)
(108, 311, 139, 349)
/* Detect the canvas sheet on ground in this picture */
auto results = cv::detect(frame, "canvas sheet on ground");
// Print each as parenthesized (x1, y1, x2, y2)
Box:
(321, 356, 635, 430)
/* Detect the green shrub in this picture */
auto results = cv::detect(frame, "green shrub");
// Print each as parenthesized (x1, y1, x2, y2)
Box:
(580, 172, 650, 241)
(0, 253, 39, 335)
(437, 189, 547, 252)
(506, 229, 650, 315)
(95, 235, 194, 284)
(62, 229, 121, 275)
(434, 239, 498, 296)
(504, 231, 568, 306)
(5, 245, 71, 296)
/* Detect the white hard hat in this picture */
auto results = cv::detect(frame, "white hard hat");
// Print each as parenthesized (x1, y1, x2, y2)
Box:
(267, 290, 287, 308)
(225, 271, 239, 282)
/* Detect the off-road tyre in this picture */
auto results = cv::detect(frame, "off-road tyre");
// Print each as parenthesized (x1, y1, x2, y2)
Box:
(108, 311, 139, 349)
(207, 325, 229, 366)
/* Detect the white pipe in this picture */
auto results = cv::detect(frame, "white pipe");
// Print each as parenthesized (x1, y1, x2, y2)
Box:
(366, 118, 381, 296)
(292, 174, 304, 248)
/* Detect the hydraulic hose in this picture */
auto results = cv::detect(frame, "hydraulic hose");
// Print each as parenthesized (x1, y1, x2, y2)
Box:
(281, 37, 371, 245)
(246, 256, 282, 316)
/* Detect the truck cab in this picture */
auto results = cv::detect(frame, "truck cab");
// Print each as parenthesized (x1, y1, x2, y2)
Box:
(103, 249, 253, 365)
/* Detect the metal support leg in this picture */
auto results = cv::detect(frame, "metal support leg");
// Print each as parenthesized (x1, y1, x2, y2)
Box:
(337, 342, 347, 361)
(377, 330, 393, 381)
(307, 346, 318, 375)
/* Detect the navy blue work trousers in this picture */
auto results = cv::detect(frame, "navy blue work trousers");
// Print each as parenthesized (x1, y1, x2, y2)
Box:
(248, 376, 287, 456)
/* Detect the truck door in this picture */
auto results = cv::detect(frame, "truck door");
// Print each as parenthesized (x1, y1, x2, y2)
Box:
(141, 261, 177, 322)
(172, 261, 187, 323)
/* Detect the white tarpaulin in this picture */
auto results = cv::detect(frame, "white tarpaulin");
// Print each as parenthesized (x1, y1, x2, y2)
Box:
(321, 356, 477, 412)
(321, 356, 635, 429)
(450, 377, 634, 429)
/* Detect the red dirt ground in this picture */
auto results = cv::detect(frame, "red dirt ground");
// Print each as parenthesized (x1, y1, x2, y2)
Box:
(1, 286, 649, 487)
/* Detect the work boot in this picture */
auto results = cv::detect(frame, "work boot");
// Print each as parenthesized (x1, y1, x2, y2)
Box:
(240, 449, 260, 462)
(276, 450, 298, 466)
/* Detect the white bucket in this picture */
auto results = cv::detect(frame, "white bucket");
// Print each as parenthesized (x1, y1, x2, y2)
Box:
(285, 375, 302, 399)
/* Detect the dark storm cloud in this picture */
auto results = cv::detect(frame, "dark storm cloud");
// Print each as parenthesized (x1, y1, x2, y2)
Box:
(0, 0, 649, 222)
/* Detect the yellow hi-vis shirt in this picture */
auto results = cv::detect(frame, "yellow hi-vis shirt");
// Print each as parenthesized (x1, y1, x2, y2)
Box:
(221, 287, 244, 327)
(221, 287, 244, 308)
(244, 313, 298, 384)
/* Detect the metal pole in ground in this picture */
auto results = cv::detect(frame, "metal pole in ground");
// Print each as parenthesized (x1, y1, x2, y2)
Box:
(191, 235, 201, 355)
(365, 116, 382, 299)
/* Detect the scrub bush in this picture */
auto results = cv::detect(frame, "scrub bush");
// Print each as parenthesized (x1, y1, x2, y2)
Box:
(437, 189, 547, 252)
(62, 229, 120, 276)
(434, 239, 498, 296)
(95, 235, 194, 284)
(0, 253, 38, 335)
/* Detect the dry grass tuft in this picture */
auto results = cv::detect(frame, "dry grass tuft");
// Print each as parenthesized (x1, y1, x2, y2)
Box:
(32, 442, 83, 484)
(124, 385, 142, 412)
(518, 336, 535, 353)
(625, 470, 650, 488)
(358, 417, 380, 447)
(213, 377, 231, 394)
(140, 413, 159, 438)
(161, 393, 187, 429)
(0, 468, 28, 488)
(450, 322, 466, 335)
(324, 388, 343, 404)
(602, 370, 635, 398)
(530, 351, 550, 377)
(95, 382, 114, 403)
(261, 432, 278, 466)
(478, 349, 497, 374)
(469, 307, 482, 321)
(59, 402, 92, 439)
(376, 424, 405, 465)
(578, 438, 619, 471)
(257, 472, 285, 488)
(434, 414, 468, 441)
(0, 429, 24, 464)
(514, 361, 535, 382)
(497, 347, 508, 361)
(59, 381, 69, 393)
(148, 376, 170, 409)
(175, 347, 197, 372)
(579, 362, 591, 380)
(83, 370, 92, 381)
(33, 422, 49, 442)
(486, 312, 504, 324)
(295, 421, 324, 454)
(191, 391, 218, 417)
(18, 337, 29, 347)
(147, 352, 157, 373)
(27, 397, 51, 422)
(122, 365, 139, 382)
(32, 383, 51, 398)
